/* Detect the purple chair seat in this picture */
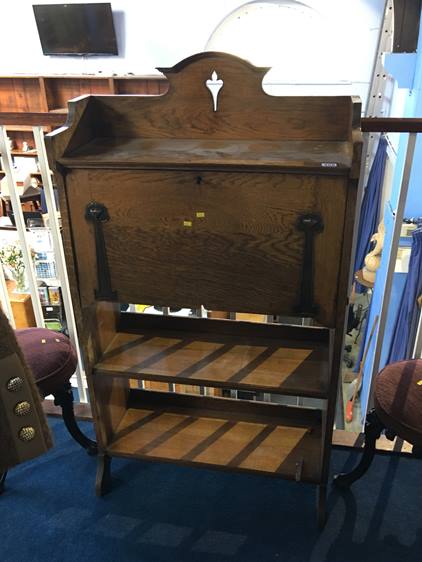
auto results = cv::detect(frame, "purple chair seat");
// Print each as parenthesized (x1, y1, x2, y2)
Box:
(15, 328, 77, 397)
(374, 359, 422, 447)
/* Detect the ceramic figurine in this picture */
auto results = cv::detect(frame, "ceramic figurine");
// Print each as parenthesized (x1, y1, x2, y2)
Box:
(362, 220, 385, 284)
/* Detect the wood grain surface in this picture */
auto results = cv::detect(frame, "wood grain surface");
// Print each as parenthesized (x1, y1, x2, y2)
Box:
(0, 78, 45, 112)
(66, 169, 347, 326)
(95, 326, 329, 397)
(60, 137, 354, 173)
(86, 52, 355, 142)
(113, 78, 168, 96)
(44, 53, 360, 162)
(44, 77, 111, 111)
(105, 389, 322, 482)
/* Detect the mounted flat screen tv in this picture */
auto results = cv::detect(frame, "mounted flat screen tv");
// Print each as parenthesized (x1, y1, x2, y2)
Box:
(33, 3, 118, 56)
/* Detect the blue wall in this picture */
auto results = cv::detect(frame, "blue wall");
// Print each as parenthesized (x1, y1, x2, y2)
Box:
(359, 10, 422, 420)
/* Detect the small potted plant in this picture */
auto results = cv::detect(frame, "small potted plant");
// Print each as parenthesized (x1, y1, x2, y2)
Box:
(0, 243, 29, 293)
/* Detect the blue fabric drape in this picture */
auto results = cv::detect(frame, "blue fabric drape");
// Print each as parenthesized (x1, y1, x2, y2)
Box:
(354, 136, 388, 293)
(352, 136, 388, 372)
(387, 227, 422, 363)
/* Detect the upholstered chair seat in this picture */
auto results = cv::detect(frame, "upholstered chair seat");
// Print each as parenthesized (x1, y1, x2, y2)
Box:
(374, 359, 422, 447)
(1, 326, 97, 495)
(16, 328, 78, 397)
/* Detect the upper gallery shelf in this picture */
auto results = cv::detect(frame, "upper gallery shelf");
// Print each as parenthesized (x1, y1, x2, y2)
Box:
(60, 137, 354, 173)
(45, 52, 361, 178)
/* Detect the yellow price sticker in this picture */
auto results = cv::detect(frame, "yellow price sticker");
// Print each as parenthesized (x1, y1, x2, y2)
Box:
(183, 220, 192, 227)
(196, 212, 205, 218)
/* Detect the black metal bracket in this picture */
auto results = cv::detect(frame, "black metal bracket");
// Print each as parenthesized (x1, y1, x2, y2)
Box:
(294, 213, 324, 316)
(85, 201, 117, 301)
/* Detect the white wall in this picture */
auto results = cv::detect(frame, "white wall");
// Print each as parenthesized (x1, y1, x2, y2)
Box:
(207, 0, 385, 109)
(1, 0, 384, 98)
(0, 0, 242, 75)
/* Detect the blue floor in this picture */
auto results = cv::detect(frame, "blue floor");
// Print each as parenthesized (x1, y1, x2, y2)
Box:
(1, 417, 421, 562)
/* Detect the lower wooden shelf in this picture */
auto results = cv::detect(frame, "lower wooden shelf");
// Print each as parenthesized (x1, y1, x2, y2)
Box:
(105, 389, 323, 483)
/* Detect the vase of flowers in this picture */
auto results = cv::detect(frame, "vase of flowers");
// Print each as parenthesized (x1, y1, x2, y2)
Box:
(0, 243, 29, 293)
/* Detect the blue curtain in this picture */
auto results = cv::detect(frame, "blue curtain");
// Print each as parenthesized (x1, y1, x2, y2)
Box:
(354, 136, 388, 293)
(352, 136, 388, 372)
(387, 227, 422, 363)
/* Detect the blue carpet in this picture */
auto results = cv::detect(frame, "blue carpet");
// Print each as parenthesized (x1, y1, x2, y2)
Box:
(1, 417, 421, 562)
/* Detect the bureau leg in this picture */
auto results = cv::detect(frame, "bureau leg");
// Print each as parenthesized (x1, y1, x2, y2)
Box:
(317, 484, 327, 530)
(96, 454, 112, 496)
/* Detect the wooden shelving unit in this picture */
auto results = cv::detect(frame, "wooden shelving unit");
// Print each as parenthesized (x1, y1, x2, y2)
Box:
(0, 73, 167, 150)
(45, 51, 362, 527)
(0, 74, 167, 110)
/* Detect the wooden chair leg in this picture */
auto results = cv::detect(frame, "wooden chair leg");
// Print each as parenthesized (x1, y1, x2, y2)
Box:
(0, 471, 7, 494)
(96, 454, 112, 496)
(53, 382, 98, 456)
(333, 409, 384, 487)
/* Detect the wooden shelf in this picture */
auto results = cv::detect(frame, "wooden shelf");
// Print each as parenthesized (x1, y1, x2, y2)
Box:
(6, 126, 48, 133)
(107, 389, 322, 483)
(94, 314, 330, 398)
(11, 149, 38, 157)
(0, 73, 167, 80)
(62, 137, 354, 173)
(30, 171, 53, 178)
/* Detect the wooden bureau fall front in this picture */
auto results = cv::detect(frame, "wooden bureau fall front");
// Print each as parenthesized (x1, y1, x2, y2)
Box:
(46, 52, 362, 526)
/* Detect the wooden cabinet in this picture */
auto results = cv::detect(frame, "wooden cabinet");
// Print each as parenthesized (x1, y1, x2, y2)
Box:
(46, 52, 362, 526)
(6, 281, 36, 329)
